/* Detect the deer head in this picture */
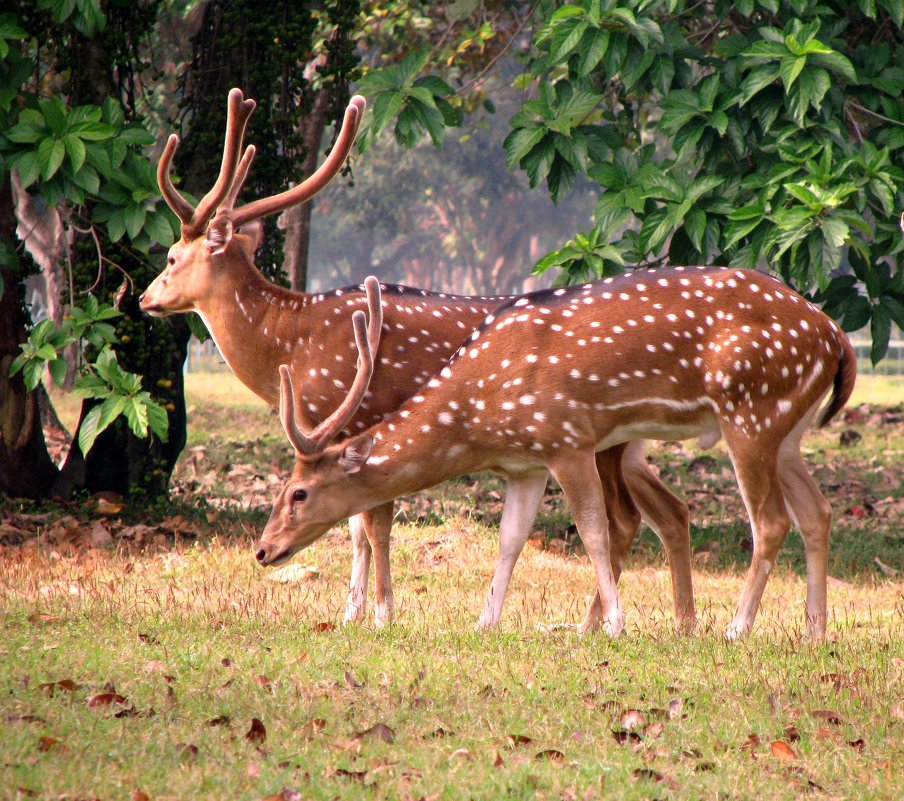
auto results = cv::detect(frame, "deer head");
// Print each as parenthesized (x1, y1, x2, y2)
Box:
(140, 88, 366, 316)
(255, 276, 383, 566)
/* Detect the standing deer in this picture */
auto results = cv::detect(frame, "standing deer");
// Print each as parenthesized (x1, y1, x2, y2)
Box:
(257, 267, 856, 639)
(140, 88, 693, 631)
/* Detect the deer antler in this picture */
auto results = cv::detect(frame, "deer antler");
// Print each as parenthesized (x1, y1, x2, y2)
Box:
(279, 277, 382, 454)
(229, 95, 366, 229)
(157, 88, 257, 237)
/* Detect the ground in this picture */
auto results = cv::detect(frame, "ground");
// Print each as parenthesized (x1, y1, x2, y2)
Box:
(0, 373, 902, 801)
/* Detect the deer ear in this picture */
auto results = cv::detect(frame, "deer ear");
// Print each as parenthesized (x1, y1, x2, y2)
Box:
(235, 220, 263, 255)
(338, 435, 374, 473)
(204, 215, 234, 255)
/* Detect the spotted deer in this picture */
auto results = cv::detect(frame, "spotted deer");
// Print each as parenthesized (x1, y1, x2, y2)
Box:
(140, 88, 693, 631)
(258, 266, 856, 639)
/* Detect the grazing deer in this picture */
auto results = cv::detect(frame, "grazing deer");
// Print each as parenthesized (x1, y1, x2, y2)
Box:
(258, 267, 856, 640)
(140, 88, 693, 631)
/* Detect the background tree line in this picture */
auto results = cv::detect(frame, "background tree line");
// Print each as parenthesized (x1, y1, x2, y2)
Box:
(2, 0, 902, 504)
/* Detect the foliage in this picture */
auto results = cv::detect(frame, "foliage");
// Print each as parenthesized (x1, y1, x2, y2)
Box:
(517, 0, 904, 363)
(362, 0, 904, 363)
(7, 295, 168, 455)
(1, 48, 177, 251)
(357, 50, 462, 149)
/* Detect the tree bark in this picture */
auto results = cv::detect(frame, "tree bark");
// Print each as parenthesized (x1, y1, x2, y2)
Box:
(0, 174, 59, 499)
(282, 89, 331, 291)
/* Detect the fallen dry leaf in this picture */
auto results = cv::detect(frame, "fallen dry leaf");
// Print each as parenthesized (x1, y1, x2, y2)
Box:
(344, 671, 363, 689)
(450, 747, 473, 760)
(506, 733, 533, 747)
(355, 722, 395, 743)
(37, 736, 59, 752)
(39, 679, 80, 696)
(812, 709, 844, 725)
(131, 791, 150, 801)
(535, 748, 565, 761)
(245, 718, 267, 744)
(87, 692, 128, 708)
(770, 740, 797, 761)
(620, 709, 647, 731)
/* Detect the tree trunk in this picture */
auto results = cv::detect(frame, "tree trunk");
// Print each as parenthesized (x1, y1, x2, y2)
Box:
(283, 89, 331, 291)
(0, 175, 58, 499)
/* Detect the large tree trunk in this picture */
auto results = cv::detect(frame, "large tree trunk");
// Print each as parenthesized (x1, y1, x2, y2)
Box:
(0, 175, 59, 499)
(282, 90, 331, 291)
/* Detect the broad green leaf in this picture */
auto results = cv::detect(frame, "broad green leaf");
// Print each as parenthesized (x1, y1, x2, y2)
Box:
(371, 90, 405, 135)
(780, 55, 807, 91)
(504, 126, 546, 170)
(145, 398, 169, 442)
(63, 134, 86, 172)
(738, 64, 780, 105)
(79, 403, 108, 456)
(869, 303, 890, 364)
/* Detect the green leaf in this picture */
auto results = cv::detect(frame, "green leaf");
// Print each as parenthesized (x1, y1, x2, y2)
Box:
(40, 98, 68, 136)
(869, 303, 891, 364)
(371, 90, 405, 136)
(79, 403, 106, 456)
(503, 126, 546, 170)
(145, 398, 169, 442)
(122, 396, 149, 438)
(780, 55, 807, 91)
(69, 120, 116, 141)
(684, 208, 706, 252)
(47, 358, 66, 387)
(578, 29, 609, 77)
(12, 151, 41, 188)
(881, 294, 904, 331)
(122, 205, 146, 240)
(738, 64, 780, 105)
(63, 134, 86, 172)
(186, 312, 210, 342)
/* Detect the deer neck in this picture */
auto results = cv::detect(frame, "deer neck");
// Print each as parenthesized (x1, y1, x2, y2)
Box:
(194, 260, 310, 406)
(344, 385, 503, 509)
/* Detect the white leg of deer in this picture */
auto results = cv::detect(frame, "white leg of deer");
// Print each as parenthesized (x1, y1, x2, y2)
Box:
(549, 452, 625, 637)
(577, 445, 640, 632)
(477, 471, 549, 630)
(620, 442, 695, 633)
(779, 453, 832, 640)
(724, 436, 791, 640)
(344, 514, 372, 624)
(363, 501, 396, 627)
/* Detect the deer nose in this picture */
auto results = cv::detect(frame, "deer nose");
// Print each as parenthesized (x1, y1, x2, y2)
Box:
(138, 291, 147, 305)
(255, 546, 268, 565)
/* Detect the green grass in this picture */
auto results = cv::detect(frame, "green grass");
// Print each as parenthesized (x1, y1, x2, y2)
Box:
(4, 370, 902, 800)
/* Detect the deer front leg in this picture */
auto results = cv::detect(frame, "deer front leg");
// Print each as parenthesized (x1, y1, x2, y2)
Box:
(549, 452, 625, 637)
(477, 471, 549, 630)
(361, 501, 396, 627)
(344, 514, 372, 624)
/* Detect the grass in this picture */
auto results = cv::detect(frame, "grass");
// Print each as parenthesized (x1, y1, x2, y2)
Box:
(3, 371, 902, 801)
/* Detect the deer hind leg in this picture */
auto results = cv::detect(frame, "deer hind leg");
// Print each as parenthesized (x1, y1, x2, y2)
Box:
(578, 445, 640, 632)
(477, 471, 549, 630)
(724, 434, 791, 640)
(779, 453, 832, 640)
(620, 441, 695, 633)
(362, 501, 396, 627)
(549, 451, 625, 637)
(344, 514, 372, 624)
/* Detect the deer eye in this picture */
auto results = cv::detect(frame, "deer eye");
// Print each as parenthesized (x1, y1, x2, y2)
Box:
(167, 256, 176, 266)
(291, 489, 307, 503)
